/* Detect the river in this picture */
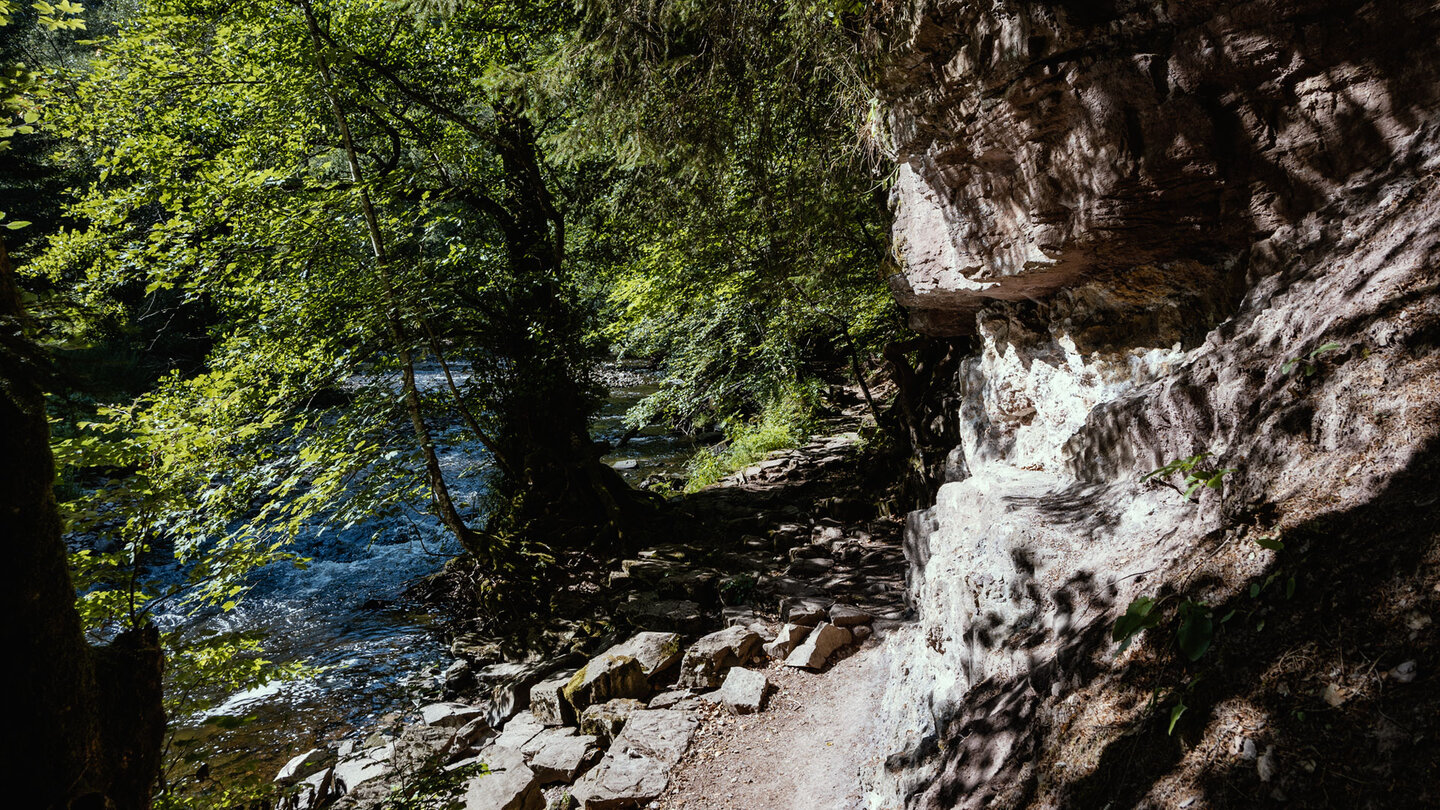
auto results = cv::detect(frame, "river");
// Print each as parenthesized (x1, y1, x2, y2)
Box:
(154, 363, 699, 791)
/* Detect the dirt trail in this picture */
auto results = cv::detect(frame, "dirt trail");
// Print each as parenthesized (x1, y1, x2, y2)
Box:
(654, 638, 894, 810)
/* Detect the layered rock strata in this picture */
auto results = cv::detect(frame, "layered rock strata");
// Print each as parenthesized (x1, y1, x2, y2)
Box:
(870, 1, 1440, 806)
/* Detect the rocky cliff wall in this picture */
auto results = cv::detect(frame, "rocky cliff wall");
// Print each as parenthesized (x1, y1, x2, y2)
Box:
(868, 1, 1440, 807)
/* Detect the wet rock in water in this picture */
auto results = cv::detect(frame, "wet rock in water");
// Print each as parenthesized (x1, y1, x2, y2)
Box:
(494, 711, 548, 751)
(612, 459, 638, 470)
(563, 654, 649, 715)
(523, 728, 601, 784)
(616, 596, 705, 635)
(531, 671, 579, 726)
(763, 623, 811, 659)
(275, 748, 327, 784)
(779, 597, 830, 627)
(828, 603, 874, 627)
(714, 667, 770, 714)
(422, 702, 487, 729)
(579, 698, 646, 747)
(784, 622, 852, 670)
(599, 632, 683, 681)
(677, 626, 762, 689)
(464, 746, 543, 810)
(569, 710, 699, 809)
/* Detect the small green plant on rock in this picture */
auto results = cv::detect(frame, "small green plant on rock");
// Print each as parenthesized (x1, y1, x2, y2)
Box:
(1141, 452, 1237, 501)
(1280, 341, 1343, 376)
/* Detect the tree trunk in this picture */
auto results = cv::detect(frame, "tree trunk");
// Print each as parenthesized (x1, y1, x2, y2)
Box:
(2, 237, 165, 810)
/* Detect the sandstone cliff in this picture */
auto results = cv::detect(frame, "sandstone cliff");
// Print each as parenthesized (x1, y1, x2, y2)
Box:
(867, 1, 1440, 807)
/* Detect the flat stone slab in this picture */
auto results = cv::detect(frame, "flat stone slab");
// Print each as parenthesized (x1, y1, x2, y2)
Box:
(784, 621, 852, 670)
(828, 603, 875, 627)
(524, 728, 600, 784)
(677, 626, 762, 689)
(493, 711, 547, 751)
(570, 710, 698, 809)
(714, 667, 769, 714)
(464, 745, 542, 810)
(779, 597, 831, 626)
(422, 701, 486, 728)
(332, 743, 392, 793)
(600, 632, 683, 680)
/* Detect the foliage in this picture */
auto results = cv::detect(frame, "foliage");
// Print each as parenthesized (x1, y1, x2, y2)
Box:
(1141, 451, 1237, 501)
(552, 0, 900, 434)
(1281, 340, 1343, 376)
(682, 386, 816, 492)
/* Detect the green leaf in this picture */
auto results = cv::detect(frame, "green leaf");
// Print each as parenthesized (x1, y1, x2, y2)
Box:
(1168, 701, 1187, 735)
(1254, 535, 1285, 551)
(1285, 576, 1296, 599)
(1176, 602, 1213, 661)
(1249, 583, 1261, 598)
(1112, 596, 1163, 653)
(4, 220, 30, 229)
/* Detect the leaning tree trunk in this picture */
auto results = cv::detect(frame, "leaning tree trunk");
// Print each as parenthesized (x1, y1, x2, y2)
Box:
(1, 237, 165, 810)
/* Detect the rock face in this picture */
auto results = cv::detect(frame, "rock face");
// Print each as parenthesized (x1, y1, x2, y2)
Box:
(570, 710, 699, 809)
(867, 1, 1440, 807)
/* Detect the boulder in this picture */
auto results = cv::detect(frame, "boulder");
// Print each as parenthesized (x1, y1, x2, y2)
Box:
(787, 544, 827, 561)
(464, 746, 543, 810)
(445, 659, 476, 693)
(562, 654, 649, 715)
(714, 667, 769, 714)
(828, 604, 874, 627)
(422, 701, 486, 729)
(443, 716, 496, 760)
(677, 626, 762, 689)
(578, 698, 646, 746)
(778, 597, 830, 626)
(332, 743, 392, 793)
(484, 660, 561, 728)
(599, 632, 683, 680)
(763, 623, 810, 659)
(530, 672, 578, 726)
(784, 622, 852, 670)
(493, 711, 548, 750)
(275, 748, 326, 784)
(523, 728, 600, 784)
(569, 710, 698, 809)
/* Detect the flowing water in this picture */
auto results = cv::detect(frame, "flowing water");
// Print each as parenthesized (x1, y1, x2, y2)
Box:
(156, 363, 700, 789)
